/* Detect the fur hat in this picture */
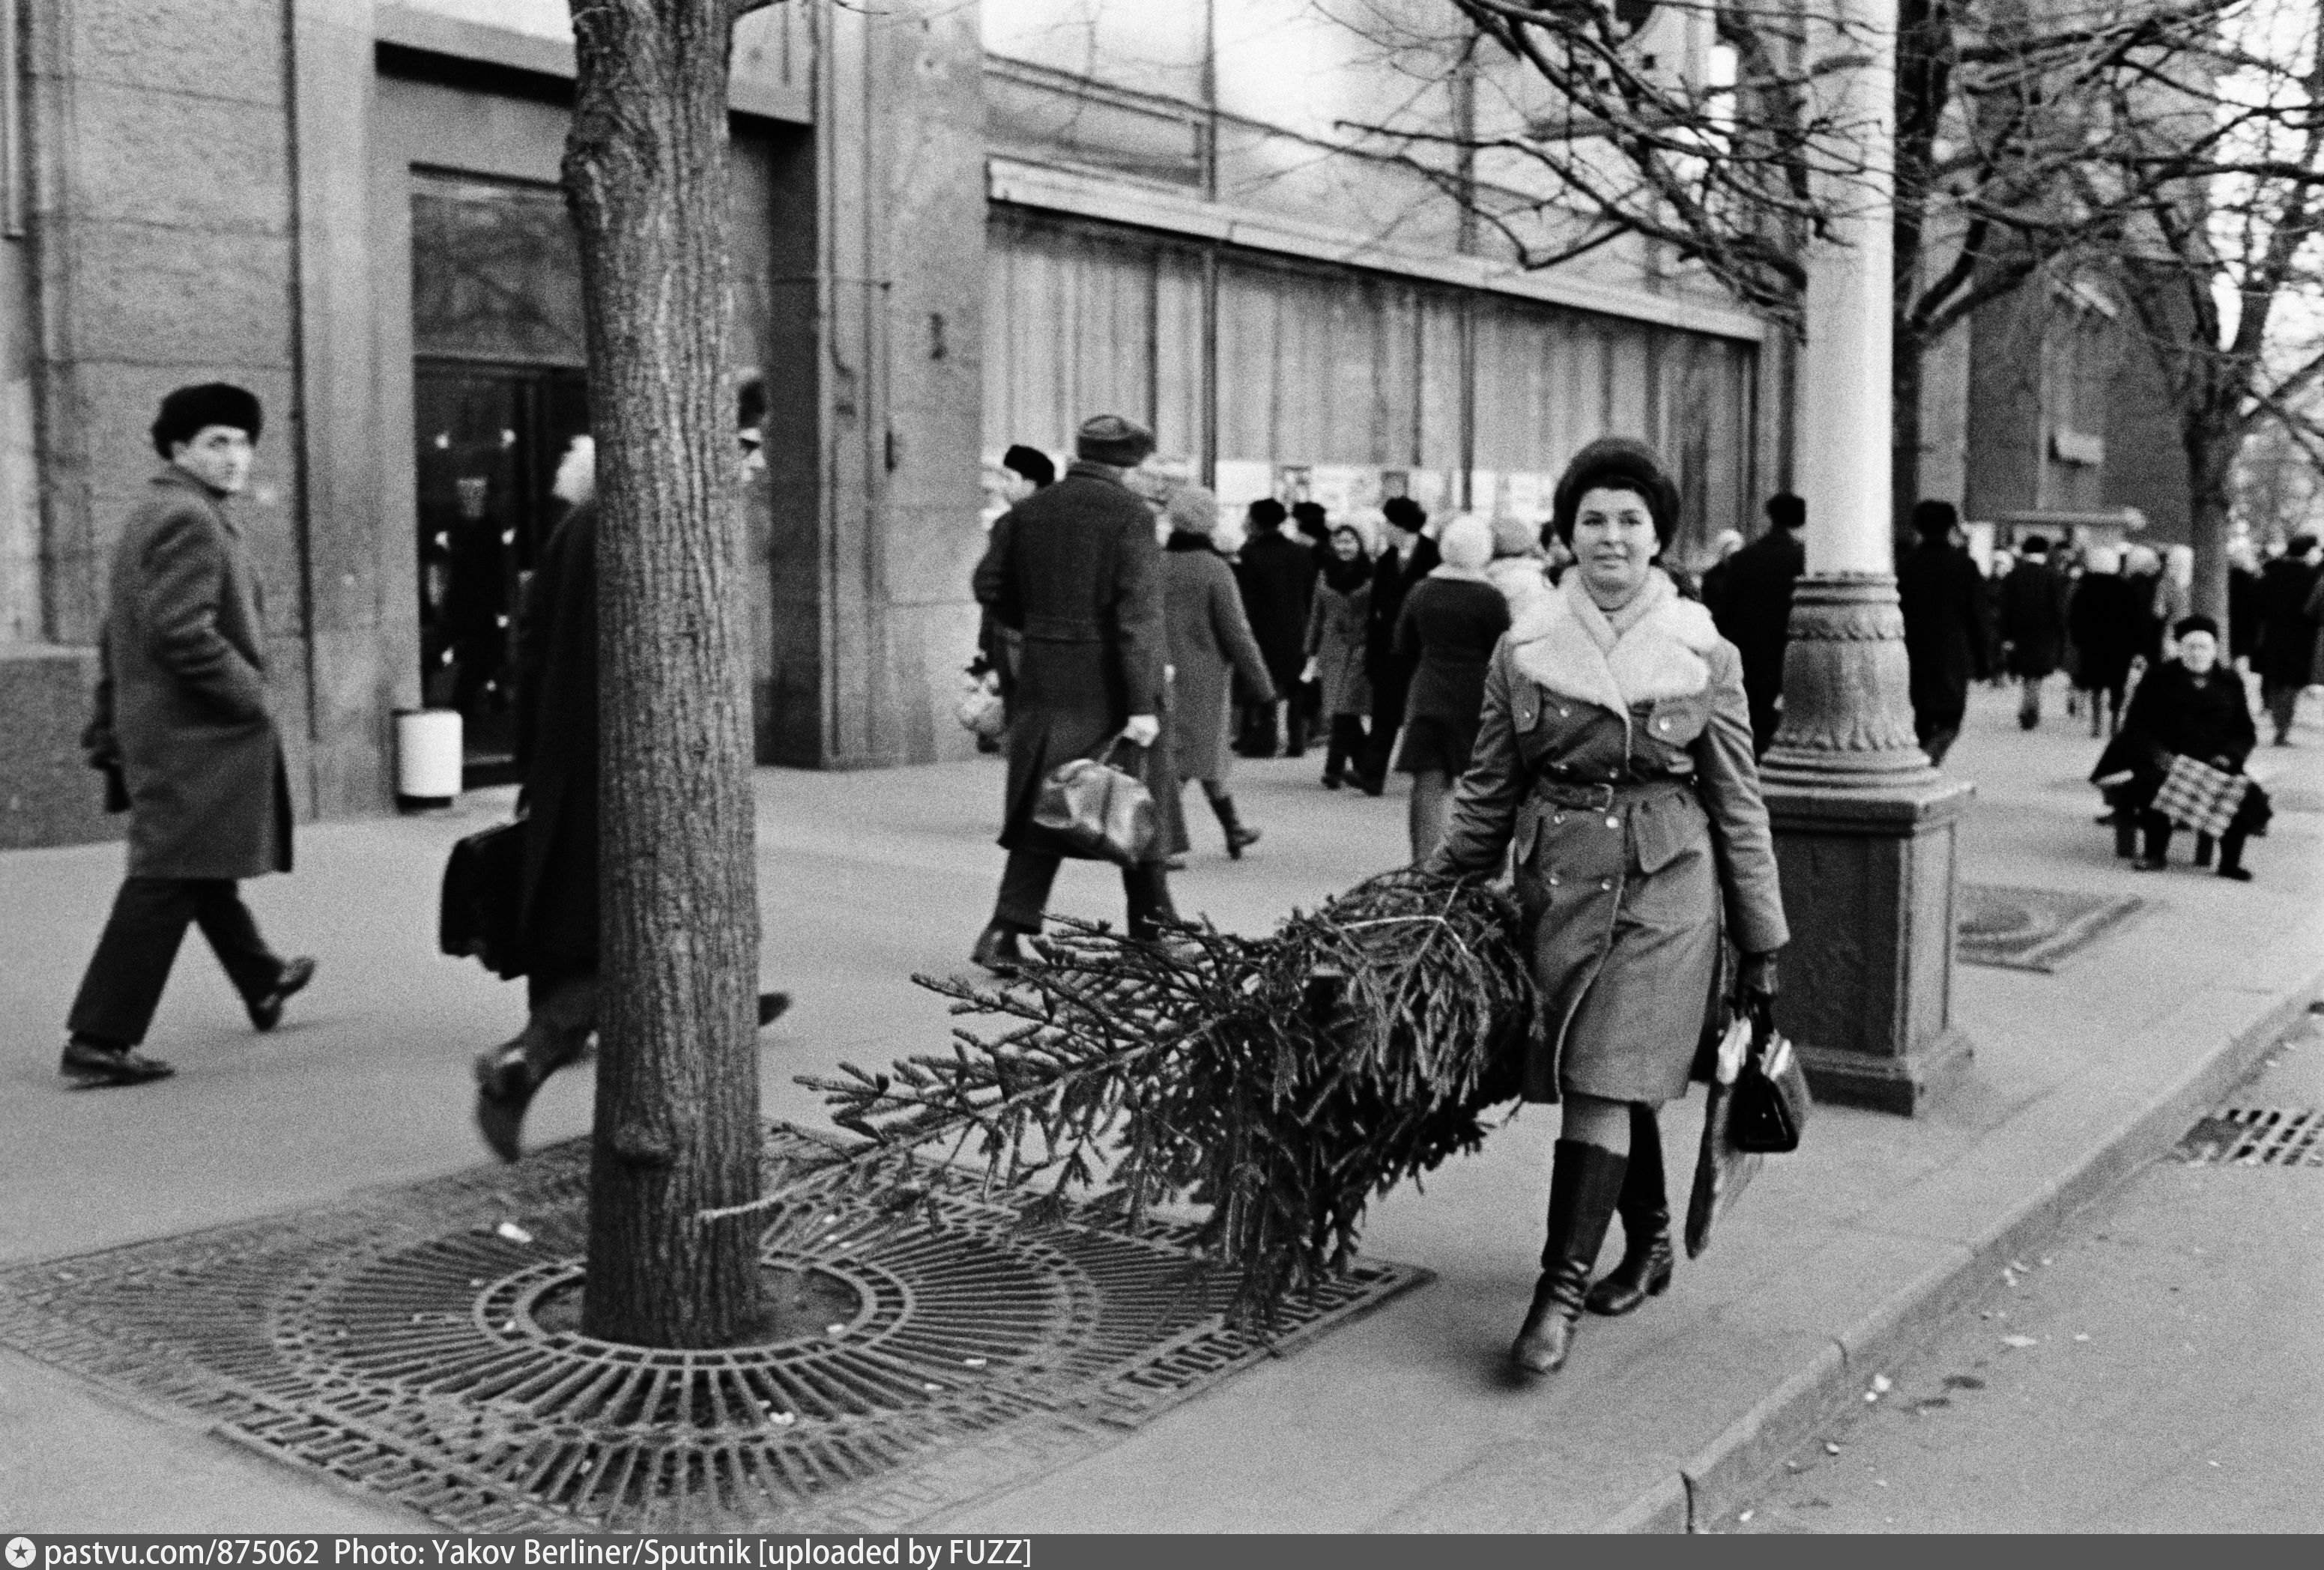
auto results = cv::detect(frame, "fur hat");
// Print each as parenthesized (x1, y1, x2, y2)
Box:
(1764, 492, 1806, 530)
(1002, 443, 1056, 488)
(1291, 500, 1329, 542)
(1382, 496, 1428, 535)
(1438, 513, 1493, 572)
(2174, 613, 2220, 643)
(1551, 436, 1679, 547)
(151, 382, 262, 457)
(1247, 497, 1289, 530)
(1165, 484, 1220, 536)
(1910, 499, 1959, 539)
(1074, 413, 1155, 468)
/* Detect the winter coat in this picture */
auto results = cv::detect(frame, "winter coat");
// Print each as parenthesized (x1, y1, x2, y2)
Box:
(85, 466, 293, 882)
(1304, 568, 1373, 719)
(2066, 572, 2144, 694)
(2229, 566, 2262, 662)
(1162, 533, 1276, 784)
(1364, 536, 1440, 689)
(1710, 527, 1805, 709)
(1394, 576, 1511, 727)
(1426, 572, 1788, 1104)
(1998, 559, 2069, 677)
(973, 461, 1168, 859)
(513, 500, 600, 981)
(2092, 661, 2260, 819)
(1486, 555, 1555, 622)
(1895, 538, 1991, 725)
(2251, 556, 2318, 688)
(1235, 528, 1314, 692)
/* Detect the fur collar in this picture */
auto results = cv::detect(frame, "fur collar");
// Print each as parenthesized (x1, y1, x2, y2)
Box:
(1505, 569, 1719, 742)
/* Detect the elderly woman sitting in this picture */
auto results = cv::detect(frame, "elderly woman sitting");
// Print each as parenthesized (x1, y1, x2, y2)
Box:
(2092, 616, 2271, 880)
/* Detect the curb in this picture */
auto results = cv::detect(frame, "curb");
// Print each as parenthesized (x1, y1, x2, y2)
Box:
(1595, 967, 2324, 1534)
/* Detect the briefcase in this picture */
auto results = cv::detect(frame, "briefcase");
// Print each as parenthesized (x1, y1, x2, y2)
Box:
(440, 818, 529, 979)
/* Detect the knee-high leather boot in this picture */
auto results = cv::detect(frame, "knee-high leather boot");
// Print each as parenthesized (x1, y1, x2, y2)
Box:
(1585, 1105, 1674, 1315)
(1511, 1140, 1627, 1376)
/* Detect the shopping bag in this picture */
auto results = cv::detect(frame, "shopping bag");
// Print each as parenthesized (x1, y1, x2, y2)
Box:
(1684, 1013, 1763, 1260)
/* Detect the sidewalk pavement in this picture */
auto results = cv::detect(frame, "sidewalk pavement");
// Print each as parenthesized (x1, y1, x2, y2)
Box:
(2, 679, 2320, 1533)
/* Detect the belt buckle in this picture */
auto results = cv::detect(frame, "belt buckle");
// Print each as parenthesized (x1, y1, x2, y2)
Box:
(1588, 783, 1616, 812)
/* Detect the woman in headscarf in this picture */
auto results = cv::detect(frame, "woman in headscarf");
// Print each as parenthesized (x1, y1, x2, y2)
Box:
(2092, 615, 2269, 879)
(1422, 437, 1788, 1378)
(1486, 514, 1556, 622)
(1303, 517, 1375, 789)
(1160, 485, 1277, 858)
(1392, 514, 1510, 861)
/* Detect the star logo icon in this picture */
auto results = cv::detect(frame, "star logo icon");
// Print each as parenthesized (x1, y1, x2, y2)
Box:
(6, 1537, 36, 1569)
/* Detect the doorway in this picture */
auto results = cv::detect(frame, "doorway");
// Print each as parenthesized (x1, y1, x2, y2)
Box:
(412, 363, 589, 782)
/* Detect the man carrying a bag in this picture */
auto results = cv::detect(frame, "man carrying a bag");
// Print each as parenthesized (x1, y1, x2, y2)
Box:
(969, 414, 1178, 973)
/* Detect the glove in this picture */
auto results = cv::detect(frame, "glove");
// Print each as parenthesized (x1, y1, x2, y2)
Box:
(1737, 951, 1779, 1028)
(1122, 714, 1161, 748)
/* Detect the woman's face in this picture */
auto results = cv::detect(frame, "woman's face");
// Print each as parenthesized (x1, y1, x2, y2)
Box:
(1331, 529, 1363, 563)
(1571, 487, 1658, 604)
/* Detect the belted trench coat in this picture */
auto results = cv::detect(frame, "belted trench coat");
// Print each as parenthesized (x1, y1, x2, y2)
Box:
(1426, 574, 1788, 1104)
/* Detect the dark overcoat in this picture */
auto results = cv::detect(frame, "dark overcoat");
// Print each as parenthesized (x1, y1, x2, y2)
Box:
(974, 462, 1168, 859)
(2066, 572, 2143, 694)
(1162, 533, 1275, 784)
(1998, 558, 2069, 677)
(513, 500, 600, 981)
(2093, 661, 2263, 822)
(1709, 527, 1804, 707)
(2253, 556, 2320, 687)
(1304, 566, 1373, 718)
(1364, 536, 1440, 688)
(1427, 574, 1788, 1105)
(87, 466, 292, 882)
(1235, 527, 1314, 691)
(1895, 538, 1991, 724)
(1394, 575, 1510, 726)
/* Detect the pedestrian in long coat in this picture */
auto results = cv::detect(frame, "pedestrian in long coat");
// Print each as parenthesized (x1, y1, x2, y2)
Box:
(1304, 521, 1373, 789)
(2066, 546, 2141, 738)
(1161, 485, 1275, 858)
(1361, 497, 1439, 791)
(1894, 500, 1991, 764)
(2251, 535, 2319, 744)
(1424, 435, 1787, 1380)
(1393, 515, 1510, 862)
(1998, 537, 2069, 728)
(1234, 500, 1315, 757)
(62, 383, 313, 1088)
(969, 415, 1178, 973)
(1707, 493, 1806, 756)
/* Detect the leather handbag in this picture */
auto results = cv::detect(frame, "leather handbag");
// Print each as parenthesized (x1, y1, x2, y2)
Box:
(1032, 736, 1158, 866)
(440, 818, 530, 980)
(1731, 1012, 1812, 1154)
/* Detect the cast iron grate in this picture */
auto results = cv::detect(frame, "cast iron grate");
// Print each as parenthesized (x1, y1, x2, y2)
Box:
(2175, 1108, 2324, 1167)
(0, 1127, 1425, 1532)
(1956, 883, 2146, 973)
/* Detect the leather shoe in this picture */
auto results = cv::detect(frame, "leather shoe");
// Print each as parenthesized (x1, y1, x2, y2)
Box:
(61, 1037, 175, 1088)
(247, 957, 317, 1032)
(473, 1043, 539, 1163)
(971, 924, 1028, 975)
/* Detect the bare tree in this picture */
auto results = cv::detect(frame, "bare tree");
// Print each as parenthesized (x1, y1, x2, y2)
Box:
(564, 0, 780, 1348)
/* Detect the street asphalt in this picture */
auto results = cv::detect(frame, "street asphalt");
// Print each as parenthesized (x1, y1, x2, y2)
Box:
(1, 679, 2320, 1533)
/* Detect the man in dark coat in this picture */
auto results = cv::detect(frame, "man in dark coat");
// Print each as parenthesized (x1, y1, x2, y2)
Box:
(1894, 500, 1991, 765)
(473, 401, 789, 1159)
(2253, 533, 2320, 744)
(1360, 496, 1439, 792)
(1233, 498, 1314, 757)
(969, 414, 1177, 974)
(61, 384, 314, 1088)
(1709, 492, 1806, 756)
(2066, 547, 2141, 739)
(2093, 616, 2268, 877)
(1997, 534, 2069, 730)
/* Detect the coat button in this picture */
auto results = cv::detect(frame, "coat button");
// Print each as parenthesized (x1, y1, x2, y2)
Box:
(1554, 812, 1566, 824)
(1559, 706, 1570, 716)
(1656, 718, 1671, 731)
(1599, 878, 1612, 891)
(1606, 816, 1620, 829)
(1549, 875, 1560, 886)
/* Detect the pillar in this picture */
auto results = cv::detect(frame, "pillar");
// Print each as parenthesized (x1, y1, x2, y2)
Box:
(1758, 0, 1973, 1114)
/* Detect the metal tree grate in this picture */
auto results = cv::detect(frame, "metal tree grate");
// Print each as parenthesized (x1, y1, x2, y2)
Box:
(0, 1127, 1425, 1532)
(2176, 1108, 2324, 1167)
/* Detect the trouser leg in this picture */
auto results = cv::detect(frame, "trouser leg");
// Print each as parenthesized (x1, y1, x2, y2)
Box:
(1365, 683, 1405, 782)
(67, 877, 202, 1047)
(2113, 810, 2139, 858)
(2218, 824, 2251, 873)
(518, 969, 599, 1077)
(2019, 675, 2042, 727)
(190, 880, 285, 1005)
(1121, 863, 1177, 938)
(993, 848, 1062, 934)
(2263, 683, 2297, 740)
(2140, 811, 2173, 864)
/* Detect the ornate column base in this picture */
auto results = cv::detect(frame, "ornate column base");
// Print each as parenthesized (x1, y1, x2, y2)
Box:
(1758, 575, 1976, 1115)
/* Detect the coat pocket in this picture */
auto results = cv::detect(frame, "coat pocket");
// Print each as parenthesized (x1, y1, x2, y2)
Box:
(1632, 792, 1707, 875)
(1643, 692, 1711, 750)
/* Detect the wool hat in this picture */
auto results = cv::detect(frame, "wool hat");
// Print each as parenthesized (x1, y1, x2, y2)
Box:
(1382, 496, 1429, 535)
(1074, 413, 1155, 468)
(2174, 613, 2221, 643)
(1438, 513, 1492, 573)
(151, 382, 262, 457)
(1247, 497, 1289, 530)
(1291, 500, 1329, 542)
(1764, 492, 1806, 530)
(2019, 535, 2050, 557)
(1002, 443, 1056, 488)
(1551, 436, 1680, 547)
(1910, 498, 1959, 539)
(1165, 484, 1220, 536)
(1489, 514, 1538, 560)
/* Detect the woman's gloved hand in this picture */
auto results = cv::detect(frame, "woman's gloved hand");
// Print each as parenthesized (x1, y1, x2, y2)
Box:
(1737, 950, 1779, 1030)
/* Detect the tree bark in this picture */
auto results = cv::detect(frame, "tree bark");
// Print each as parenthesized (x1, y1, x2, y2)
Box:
(2185, 422, 2236, 631)
(565, 0, 763, 1348)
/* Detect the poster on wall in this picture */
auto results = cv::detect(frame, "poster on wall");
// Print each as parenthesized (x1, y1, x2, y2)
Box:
(1467, 470, 1501, 518)
(1214, 460, 1276, 508)
(1504, 472, 1549, 523)
(1405, 468, 1449, 518)
(1274, 464, 1314, 506)
(1307, 464, 1373, 519)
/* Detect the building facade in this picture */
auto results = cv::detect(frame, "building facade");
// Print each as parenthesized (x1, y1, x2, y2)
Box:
(0, 0, 1775, 849)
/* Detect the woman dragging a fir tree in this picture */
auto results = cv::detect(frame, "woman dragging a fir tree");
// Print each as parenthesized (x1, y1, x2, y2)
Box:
(1423, 437, 1788, 1377)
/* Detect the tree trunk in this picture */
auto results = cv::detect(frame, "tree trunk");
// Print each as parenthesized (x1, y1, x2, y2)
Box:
(565, 0, 763, 1348)
(1892, 327, 1925, 548)
(2185, 420, 2236, 634)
